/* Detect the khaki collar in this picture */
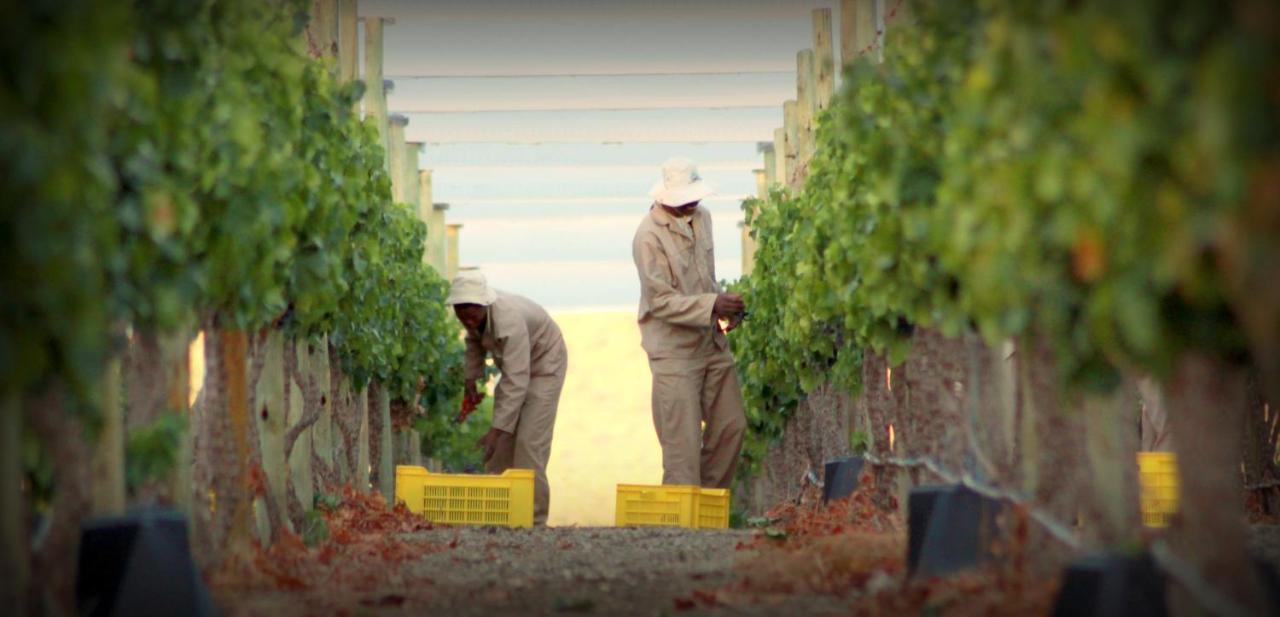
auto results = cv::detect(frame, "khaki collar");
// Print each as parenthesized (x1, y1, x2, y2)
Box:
(650, 203, 697, 240)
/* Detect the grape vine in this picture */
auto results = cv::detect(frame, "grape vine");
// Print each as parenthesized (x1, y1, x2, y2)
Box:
(732, 0, 1279, 476)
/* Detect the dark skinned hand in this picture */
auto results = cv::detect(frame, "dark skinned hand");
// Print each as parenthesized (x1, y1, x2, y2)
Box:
(477, 427, 511, 460)
(713, 292, 746, 318)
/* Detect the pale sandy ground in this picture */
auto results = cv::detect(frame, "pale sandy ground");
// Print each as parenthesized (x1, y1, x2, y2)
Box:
(545, 309, 664, 527)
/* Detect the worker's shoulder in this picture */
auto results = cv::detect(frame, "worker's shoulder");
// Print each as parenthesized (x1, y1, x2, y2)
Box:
(494, 290, 540, 310)
(633, 208, 664, 242)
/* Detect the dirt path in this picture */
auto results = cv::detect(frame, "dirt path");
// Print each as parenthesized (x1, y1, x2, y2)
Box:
(223, 526, 853, 616)
(224, 524, 860, 617)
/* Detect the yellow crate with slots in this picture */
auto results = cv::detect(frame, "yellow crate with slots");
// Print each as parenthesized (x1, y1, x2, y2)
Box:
(696, 488, 730, 529)
(395, 465, 534, 528)
(615, 484, 731, 528)
(1137, 452, 1179, 528)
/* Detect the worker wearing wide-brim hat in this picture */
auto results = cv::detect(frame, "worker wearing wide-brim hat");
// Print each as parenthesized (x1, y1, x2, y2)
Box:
(632, 157, 747, 488)
(447, 271, 567, 525)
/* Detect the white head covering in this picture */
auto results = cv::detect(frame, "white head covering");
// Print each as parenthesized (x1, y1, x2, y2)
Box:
(648, 157, 717, 207)
(446, 270, 498, 306)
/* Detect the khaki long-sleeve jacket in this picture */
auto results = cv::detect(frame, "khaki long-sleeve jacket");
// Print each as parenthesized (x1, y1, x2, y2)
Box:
(463, 291, 567, 433)
(632, 204, 728, 359)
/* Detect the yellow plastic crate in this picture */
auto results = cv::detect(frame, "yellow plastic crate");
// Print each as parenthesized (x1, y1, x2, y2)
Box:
(697, 488, 730, 529)
(395, 465, 534, 528)
(615, 484, 731, 529)
(1137, 452, 1179, 528)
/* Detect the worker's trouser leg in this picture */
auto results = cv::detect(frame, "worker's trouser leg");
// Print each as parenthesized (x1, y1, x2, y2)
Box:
(648, 352, 746, 488)
(484, 370, 565, 525)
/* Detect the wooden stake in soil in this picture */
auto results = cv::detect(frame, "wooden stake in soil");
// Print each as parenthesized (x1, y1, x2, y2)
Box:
(91, 355, 125, 516)
(813, 9, 835, 110)
(1, 393, 25, 616)
(254, 330, 292, 535)
(285, 339, 314, 516)
(221, 329, 254, 558)
(164, 330, 193, 516)
(26, 389, 91, 616)
(1165, 354, 1273, 614)
(305, 337, 336, 491)
(355, 385, 370, 492)
(375, 383, 394, 501)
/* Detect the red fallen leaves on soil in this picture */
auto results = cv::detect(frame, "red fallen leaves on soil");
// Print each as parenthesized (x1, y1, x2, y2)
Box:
(236, 485, 450, 598)
(324, 485, 436, 535)
(676, 473, 907, 609)
(744, 471, 903, 551)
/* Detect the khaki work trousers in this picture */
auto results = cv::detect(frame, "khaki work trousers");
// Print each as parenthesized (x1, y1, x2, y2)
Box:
(484, 371, 566, 525)
(648, 351, 746, 488)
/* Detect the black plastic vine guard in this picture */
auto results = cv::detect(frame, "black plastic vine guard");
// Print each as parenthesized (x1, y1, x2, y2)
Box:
(822, 456, 865, 503)
(908, 484, 1004, 578)
(77, 507, 216, 617)
(1051, 553, 1167, 617)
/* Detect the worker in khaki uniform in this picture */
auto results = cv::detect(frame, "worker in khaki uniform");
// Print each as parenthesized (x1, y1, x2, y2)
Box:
(448, 271, 567, 525)
(633, 157, 747, 489)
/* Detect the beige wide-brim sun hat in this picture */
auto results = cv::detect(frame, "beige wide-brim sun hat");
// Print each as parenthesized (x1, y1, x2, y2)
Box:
(648, 156, 717, 207)
(446, 270, 498, 306)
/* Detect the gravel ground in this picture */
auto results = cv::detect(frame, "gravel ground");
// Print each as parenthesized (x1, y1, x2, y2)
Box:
(228, 524, 1280, 616)
(225, 526, 853, 617)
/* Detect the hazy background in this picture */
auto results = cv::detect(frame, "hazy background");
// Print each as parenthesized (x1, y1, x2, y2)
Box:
(356, 0, 864, 524)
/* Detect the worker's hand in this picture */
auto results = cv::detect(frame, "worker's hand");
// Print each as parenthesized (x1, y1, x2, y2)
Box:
(476, 427, 512, 460)
(713, 292, 746, 318)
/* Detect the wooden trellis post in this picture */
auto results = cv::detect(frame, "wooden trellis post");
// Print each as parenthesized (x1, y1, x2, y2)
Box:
(375, 384, 394, 501)
(418, 170, 434, 228)
(310, 0, 339, 64)
(772, 128, 787, 187)
(740, 168, 768, 276)
(796, 49, 816, 177)
(387, 114, 409, 203)
(90, 357, 125, 516)
(405, 141, 422, 210)
(337, 0, 357, 83)
(361, 16, 394, 159)
(761, 142, 777, 191)
(428, 201, 449, 274)
(446, 223, 463, 281)
(841, 0, 876, 69)
(254, 331, 292, 532)
(813, 8, 835, 111)
(783, 100, 799, 191)
(2, 394, 25, 616)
